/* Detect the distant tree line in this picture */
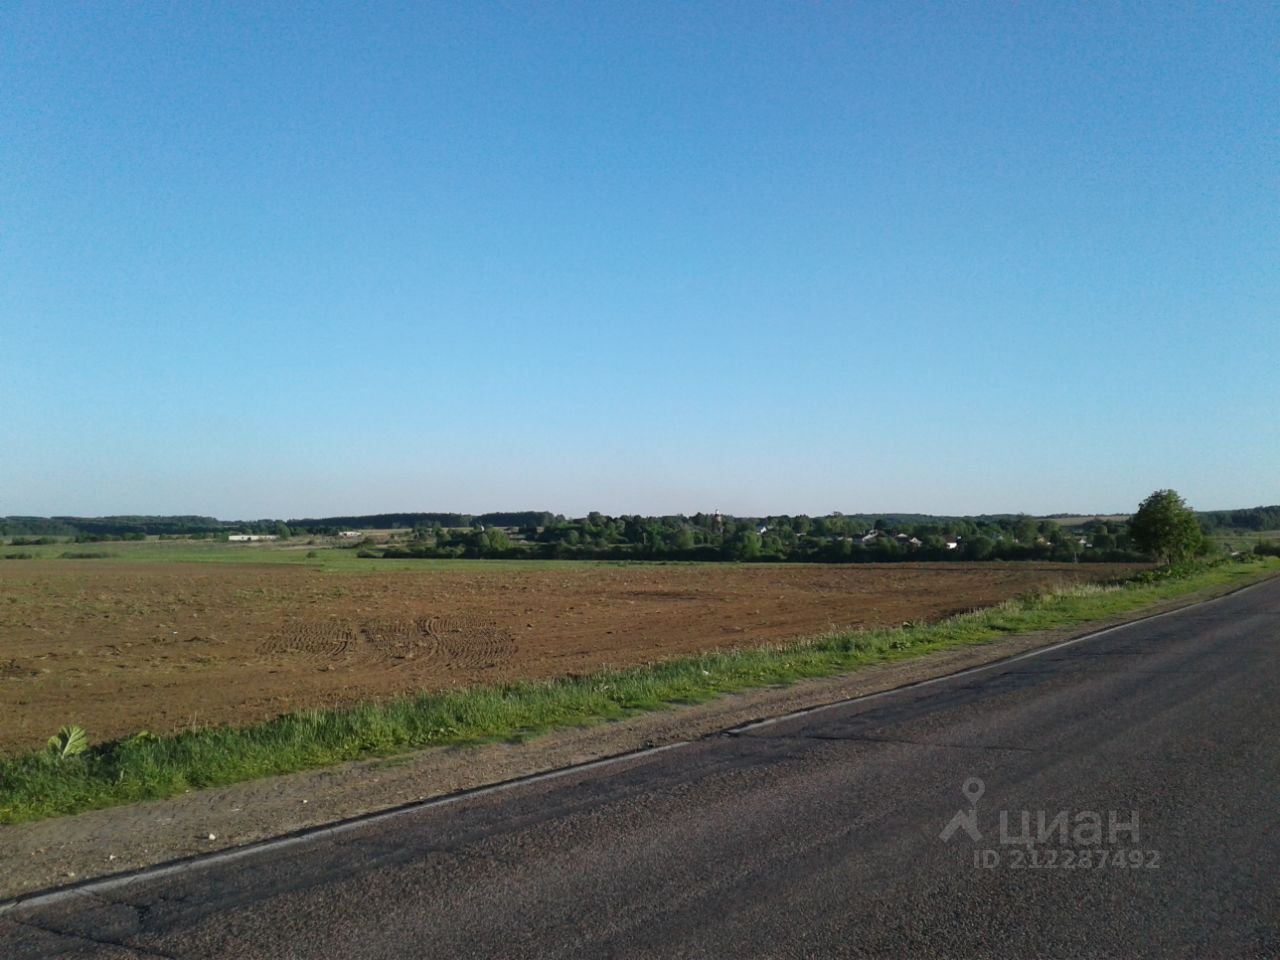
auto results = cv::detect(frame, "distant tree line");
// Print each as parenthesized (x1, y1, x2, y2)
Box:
(0, 512, 566, 543)
(5, 515, 318, 540)
(5, 503, 1277, 562)
(284, 511, 561, 535)
(0, 518, 80, 537)
(1, 515, 235, 537)
(377, 512, 1148, 564)
(1195, 505, 1280, 532)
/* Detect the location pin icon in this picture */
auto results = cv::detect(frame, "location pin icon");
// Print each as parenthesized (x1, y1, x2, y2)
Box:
(962, 776, 985, 805)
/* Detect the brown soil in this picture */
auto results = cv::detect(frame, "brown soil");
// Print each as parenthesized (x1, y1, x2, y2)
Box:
(0, 561, 1134, 753)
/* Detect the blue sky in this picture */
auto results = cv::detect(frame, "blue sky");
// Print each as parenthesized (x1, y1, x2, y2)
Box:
(3, 2, 1276, 519)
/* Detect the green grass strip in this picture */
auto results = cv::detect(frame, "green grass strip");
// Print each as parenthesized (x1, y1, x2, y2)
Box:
(2, 557, 1276, 824)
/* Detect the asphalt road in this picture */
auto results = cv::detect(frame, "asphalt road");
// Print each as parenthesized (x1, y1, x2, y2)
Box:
(4, 578, 1278, 959)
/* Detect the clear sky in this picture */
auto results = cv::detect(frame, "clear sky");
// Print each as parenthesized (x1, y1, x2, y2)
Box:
(3, 2, 1276, 520)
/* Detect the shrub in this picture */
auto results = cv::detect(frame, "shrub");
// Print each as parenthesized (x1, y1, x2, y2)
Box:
(47, 725, 89, 760)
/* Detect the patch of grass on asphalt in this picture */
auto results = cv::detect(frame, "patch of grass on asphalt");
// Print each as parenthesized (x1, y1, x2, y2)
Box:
(1, 557, 1276, 824)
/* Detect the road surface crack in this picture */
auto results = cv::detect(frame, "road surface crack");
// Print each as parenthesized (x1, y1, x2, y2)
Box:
(7, 911, 178, 959)
(748, 731, 1040, 753)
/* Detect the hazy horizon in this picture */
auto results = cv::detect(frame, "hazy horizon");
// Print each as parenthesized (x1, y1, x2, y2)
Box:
(7, 499, 1268, 524)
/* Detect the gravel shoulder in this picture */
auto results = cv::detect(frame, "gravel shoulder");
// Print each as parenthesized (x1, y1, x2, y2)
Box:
(1, 573, 1269, 903)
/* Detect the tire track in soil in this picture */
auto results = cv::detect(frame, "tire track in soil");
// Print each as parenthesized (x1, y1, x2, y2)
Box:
(257, 616, 517, 670)
(257, 622, 359, 661)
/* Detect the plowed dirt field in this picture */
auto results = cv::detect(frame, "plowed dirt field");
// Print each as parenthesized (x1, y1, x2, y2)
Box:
(0, 561, 1136, 753)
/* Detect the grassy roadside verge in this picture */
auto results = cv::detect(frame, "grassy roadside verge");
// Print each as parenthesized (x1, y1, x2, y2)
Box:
(2, 557, 1276, 824)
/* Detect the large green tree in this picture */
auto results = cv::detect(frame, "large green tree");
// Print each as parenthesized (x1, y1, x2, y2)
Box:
(1129, 489, 1203, 565)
